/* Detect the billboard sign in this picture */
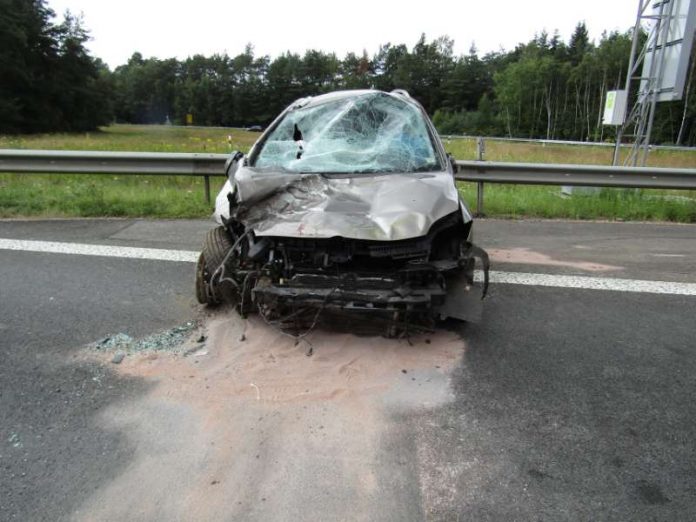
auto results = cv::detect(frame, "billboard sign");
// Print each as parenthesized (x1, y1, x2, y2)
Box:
(640, 0, 696, 101)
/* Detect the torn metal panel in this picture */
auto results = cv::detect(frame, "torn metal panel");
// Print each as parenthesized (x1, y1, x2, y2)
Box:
(216, 168, 462, 241)
(439, 245, 490, 323)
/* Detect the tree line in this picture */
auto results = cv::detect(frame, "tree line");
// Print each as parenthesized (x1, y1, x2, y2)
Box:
(2, 0, 695, 145)
(0, 0, 111, 132)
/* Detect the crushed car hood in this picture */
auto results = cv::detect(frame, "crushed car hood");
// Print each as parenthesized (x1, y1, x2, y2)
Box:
(214, 167, 466, 241)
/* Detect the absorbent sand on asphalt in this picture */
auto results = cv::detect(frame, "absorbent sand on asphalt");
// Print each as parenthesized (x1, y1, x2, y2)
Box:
(73, 311, 465, 521)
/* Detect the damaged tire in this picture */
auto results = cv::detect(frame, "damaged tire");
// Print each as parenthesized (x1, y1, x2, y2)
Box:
(195, 226, 234, 305)
(195, 252, 211, 304)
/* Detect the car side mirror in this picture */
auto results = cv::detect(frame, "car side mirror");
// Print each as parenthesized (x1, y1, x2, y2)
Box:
(224, 151, 244, 181)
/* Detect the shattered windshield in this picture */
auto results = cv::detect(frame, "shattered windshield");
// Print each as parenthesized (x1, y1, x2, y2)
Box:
(252, 93, 443, 174)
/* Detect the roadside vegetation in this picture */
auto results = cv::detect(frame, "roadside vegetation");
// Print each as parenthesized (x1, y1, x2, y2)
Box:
(0, 125, 694, 222)
(445, 138, 695, 222)
(2, 1, 693, 221)
(5, 2, 696, 147)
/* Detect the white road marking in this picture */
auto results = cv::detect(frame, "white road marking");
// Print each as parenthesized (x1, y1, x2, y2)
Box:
(1, 238, 695, 297)
(473, 271, 696, 296)
(0, 238, 198, 263)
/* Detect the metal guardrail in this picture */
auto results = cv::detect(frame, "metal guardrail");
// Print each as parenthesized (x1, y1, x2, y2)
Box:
(1, 149, 695, 212)
(442, 135, 696, 153)
(455, 161, 696, 189)
(455, 160, 696, 214)
(0, 149, 227, 174)
(0, 149, 228, 203)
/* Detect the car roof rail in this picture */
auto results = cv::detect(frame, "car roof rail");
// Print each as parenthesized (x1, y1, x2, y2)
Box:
(291, 96, 312, 109)
(390, 89, 411, 98)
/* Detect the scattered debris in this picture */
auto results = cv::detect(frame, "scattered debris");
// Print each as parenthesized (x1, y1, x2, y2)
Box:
(8, 432, 22, 448)
(91, 322, 198, 356)
(95, 333, 133, 351)
(135, 323, 196, 351)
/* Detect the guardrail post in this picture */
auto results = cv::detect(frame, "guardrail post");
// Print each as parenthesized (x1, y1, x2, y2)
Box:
(204, 175, 211, 204)
(475, 138, 485, 216)
(476, 182, 484, 216)
(476, 137, 485, 161)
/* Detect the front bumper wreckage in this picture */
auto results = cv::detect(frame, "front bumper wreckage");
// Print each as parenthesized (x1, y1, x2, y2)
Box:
(252, 243, 489, 319)
(197, 211, 489, 336)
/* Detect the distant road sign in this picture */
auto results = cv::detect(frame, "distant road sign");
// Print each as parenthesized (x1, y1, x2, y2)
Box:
(603, 90, 628, 125)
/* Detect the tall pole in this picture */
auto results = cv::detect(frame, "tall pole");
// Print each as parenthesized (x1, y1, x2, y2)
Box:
(641, 0, 675, 165)
(614, 0, 648, 166)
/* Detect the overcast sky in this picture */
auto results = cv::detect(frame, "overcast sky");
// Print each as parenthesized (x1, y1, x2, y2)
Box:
(46, 0, 640, 68)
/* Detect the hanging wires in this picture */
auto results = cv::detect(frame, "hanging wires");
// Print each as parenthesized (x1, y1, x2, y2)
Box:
(210, 229, 252, 301)
(256, 283, 341, 357)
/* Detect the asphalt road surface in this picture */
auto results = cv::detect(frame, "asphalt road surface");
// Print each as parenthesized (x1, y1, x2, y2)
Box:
(1, 218, 694, 521)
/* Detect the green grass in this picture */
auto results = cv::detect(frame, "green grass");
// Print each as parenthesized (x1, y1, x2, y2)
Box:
(0, 124, 695, 221)
(0, 174, 211, 218)
(457, 184, 696, 222)
(0, 124, 258, 153)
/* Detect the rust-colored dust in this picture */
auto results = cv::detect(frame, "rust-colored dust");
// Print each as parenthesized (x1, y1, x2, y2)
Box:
(114, 313, 462, 403)
(489, 247, 621, 272)
(73, 313, 465, 521)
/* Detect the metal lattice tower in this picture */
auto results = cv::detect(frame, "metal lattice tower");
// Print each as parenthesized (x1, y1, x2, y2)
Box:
(614, 0, 677, 166)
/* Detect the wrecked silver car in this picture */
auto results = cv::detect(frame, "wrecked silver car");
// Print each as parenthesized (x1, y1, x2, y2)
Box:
(196, 89, 489, 335)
